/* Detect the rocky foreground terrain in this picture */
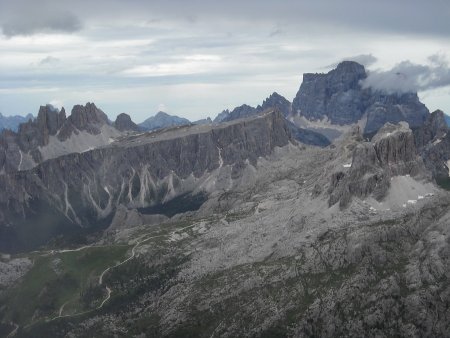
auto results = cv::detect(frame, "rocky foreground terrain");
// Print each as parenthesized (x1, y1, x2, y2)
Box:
(0, 61, 450, 337)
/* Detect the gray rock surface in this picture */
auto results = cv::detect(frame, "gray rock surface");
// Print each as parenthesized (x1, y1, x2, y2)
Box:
(17, 135, 450, 338)
(257, 92, 292, 117)
(328, 122, 423, 207)
(113, 113, 140, 132)
(220, 104, 257, 122)
(414, 109, 448, 149)
(0, 103, 123, 174)
(292, 61, 429, 135)
(0, 111, 293, 253)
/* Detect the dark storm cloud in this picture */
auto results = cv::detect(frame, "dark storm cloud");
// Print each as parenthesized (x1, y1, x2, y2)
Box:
(362, 54, 450, 93)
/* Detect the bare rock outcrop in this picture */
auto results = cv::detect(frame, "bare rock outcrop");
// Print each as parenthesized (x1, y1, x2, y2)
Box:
(329, 122, 422, 207)
(0, 111, 293, 253)
(292, 61, 429, 135)
(114, 113, 140, 132)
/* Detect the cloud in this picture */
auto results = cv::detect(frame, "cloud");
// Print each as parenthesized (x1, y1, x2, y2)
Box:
(326, 54, 378, 69)
(0, 0, 82, 37)
(38, 56, 60, 65)
(361, 54, 450, 94)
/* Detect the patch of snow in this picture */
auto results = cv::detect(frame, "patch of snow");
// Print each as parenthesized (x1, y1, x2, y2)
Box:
(343, 163, 351, 168)
(366, 175, 437, 211)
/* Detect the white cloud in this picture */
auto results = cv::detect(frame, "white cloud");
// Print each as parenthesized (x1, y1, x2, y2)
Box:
(362, 54, 450, 94)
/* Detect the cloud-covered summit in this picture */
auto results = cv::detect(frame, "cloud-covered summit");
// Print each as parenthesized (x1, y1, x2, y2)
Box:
(362, 54, 450, 94)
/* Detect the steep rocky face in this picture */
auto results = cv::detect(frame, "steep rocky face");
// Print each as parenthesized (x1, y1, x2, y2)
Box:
(292, 61, 429, 135)
(257, 92, 292, 117)
(328, 122, 422, 207)
(0, 111, 293, 253)
(0, 130, 21, 173)
(414, 109, 448, 149)
(17, 105, 66, 151)
(0, 103, 123, 174)
(114, 113, 140, 132)
(411, 110, 450, 182)
(139, 111, 190, 131)
(364, 92, 429, 135)
(58, 102, 109, 141)
(292, 61, 367, 124)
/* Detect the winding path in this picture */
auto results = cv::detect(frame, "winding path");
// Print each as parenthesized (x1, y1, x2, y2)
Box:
(8, 223, 198, 336)
(53, 223, 197, 318)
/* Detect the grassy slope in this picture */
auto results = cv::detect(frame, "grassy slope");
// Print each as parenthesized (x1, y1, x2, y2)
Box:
(0, 245, 130, 327)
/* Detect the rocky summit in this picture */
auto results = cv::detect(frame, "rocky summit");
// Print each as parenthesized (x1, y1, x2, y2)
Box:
(0, 61, 450, 338)
(291, 61, 429, 137)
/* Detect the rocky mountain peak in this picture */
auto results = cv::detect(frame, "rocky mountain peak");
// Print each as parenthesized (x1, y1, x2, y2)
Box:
(292, 61, 429, 135)
(114, 113, 140, 132)
(17, 105, 67, 150)
(220, 104, 256, 122)
(68, 102, 109, 130)
(213, 109, 230, 123)
(329, 121, 420, 208)
(138, 111, 191, 131)
(257, 92, 292, 117)
(335, 60, 367, 76)
(36, 104, 66, 137)
(56, 102, 109, 141)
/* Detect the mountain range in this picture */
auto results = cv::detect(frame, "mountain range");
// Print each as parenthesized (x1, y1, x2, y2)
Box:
(0, 113, 33, 132)
(1, 61, 450, 337)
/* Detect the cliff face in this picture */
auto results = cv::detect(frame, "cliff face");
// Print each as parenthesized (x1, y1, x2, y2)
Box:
(416, 111, 450, 179)
(328, 122, 421, 207)
(292, 61, 429, 135)
(0, 111, 293, 253)
(0, 103, 128, 174)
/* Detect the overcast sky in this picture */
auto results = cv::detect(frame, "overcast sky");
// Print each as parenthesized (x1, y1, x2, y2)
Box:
(0, 0, 450, 122)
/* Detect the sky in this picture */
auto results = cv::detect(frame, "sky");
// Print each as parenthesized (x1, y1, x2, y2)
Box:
(0, 0, 450, 123)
